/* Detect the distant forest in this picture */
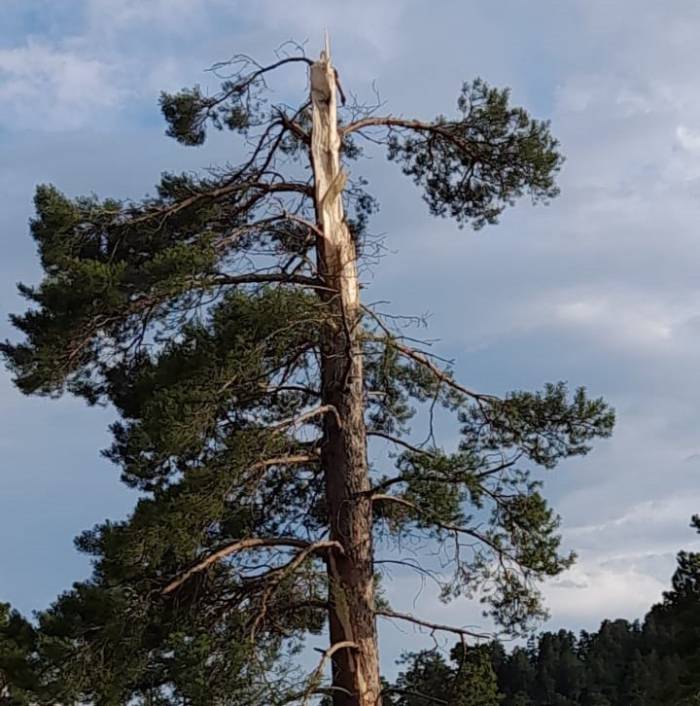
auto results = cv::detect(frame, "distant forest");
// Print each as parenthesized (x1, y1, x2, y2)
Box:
(387, 516, 700, 706)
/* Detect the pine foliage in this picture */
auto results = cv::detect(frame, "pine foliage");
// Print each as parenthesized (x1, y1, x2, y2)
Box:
(2, 48, 613, 704)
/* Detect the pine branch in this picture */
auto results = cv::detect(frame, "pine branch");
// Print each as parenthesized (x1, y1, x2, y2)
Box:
(365, 456, 519, 495)
(376, 608, 490, 640)
(163, 538, 342, 595)
(342, 115, 504, 162)
(371, 494, 511, 559)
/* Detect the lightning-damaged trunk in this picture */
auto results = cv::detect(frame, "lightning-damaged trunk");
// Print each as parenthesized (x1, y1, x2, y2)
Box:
(310, 51, 382, 706)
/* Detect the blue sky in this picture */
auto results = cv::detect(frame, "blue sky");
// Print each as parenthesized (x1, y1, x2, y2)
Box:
(2, 0, 700, 669)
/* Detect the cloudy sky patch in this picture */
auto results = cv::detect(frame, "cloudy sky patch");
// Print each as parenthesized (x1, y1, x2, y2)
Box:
(2, 0, 700, 672)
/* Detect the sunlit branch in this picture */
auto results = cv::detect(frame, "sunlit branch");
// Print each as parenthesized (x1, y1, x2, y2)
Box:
(273, 404, 342, 432)
(163, 537, 341, 595)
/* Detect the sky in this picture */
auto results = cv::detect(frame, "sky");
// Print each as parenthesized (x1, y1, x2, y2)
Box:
(2, 0, 700, 672)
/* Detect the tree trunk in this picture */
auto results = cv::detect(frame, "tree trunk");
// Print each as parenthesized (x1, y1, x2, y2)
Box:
(310, 44, 382, 706)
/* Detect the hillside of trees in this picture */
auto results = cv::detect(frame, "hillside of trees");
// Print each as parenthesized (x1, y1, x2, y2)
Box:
(388, 516, 700, 705)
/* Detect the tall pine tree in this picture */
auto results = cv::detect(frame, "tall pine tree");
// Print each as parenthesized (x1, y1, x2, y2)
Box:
(2, 41, 613, 705)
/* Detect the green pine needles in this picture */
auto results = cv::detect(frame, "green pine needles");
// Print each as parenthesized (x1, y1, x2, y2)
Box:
(2, 46, 613, 706)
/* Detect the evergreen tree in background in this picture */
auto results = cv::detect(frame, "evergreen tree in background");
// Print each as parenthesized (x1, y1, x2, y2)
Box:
(388, 650, 455, 705)
(2, 40, 613, 705)
(449, 646, 501, 706)
(386, 646, 501, 705)
(0, 604, 37, 706)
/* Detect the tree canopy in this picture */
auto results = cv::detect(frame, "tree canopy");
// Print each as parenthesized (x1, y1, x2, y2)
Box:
(2, 44, 613, 705)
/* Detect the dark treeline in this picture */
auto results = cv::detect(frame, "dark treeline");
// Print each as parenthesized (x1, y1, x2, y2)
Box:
(388, 516, 700, 706)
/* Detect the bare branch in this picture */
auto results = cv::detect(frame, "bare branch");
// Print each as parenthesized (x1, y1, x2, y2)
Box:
(301, 641, 358, 706)
(281, 211, 327, 241)
(242, 452, 320, 480)
(276, 105, 311, 145)
(208, 55, 312, 105)
(378, 333, 494, 403)
(363, 305, 490, 403)
(367, 430, 437, 458)
(273, 404, 342, 432)
(210, 272, 326, 291)
(122, 181, 312, 228)
(248, 541, 342, 640)
(163, 537, 341, 595)
(376, 608, 490, 640)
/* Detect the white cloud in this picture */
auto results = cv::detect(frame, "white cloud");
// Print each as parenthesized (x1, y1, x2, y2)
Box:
(543, 562, 667, 628)
(552, 290, 675, 351)
(0, 41, 124, 130)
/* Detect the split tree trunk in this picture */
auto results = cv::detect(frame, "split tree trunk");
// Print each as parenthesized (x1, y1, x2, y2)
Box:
(310, 46, 382, 706)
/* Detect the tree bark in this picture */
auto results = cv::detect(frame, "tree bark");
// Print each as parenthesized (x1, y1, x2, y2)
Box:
(310, 45, 382, 706)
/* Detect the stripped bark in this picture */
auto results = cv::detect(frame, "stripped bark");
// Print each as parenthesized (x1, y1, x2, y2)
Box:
(310, 40, 382, 706)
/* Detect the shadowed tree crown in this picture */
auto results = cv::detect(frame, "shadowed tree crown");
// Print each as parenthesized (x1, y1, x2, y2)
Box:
(2, 41, 613, 706)
(0, 604, 38, 706)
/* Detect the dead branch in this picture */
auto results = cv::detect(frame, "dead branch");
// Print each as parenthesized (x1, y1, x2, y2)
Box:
(281, 211, 327, 241)
(273, 404, 342, 432)
(301, 640, 358, 706)
(207, 55, 312, 108)
(121, 181, 312, 229)
(248, 541, 342, 639)
(386, 337, 493, 403)
(362, 306, 491, 404)
(163, 537, 341, 595)
(209, 272, 326, 291)
(376, 608, 490, 640)
(367, 430, 437, 458)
